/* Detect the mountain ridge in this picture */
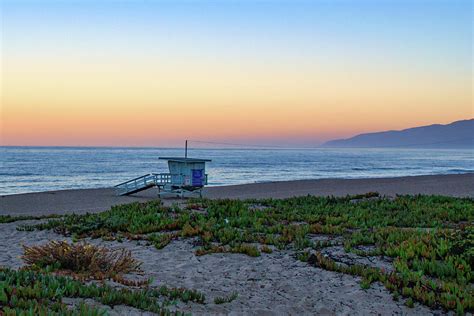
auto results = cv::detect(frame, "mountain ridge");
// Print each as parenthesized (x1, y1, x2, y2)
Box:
(322, 119, 474, 148)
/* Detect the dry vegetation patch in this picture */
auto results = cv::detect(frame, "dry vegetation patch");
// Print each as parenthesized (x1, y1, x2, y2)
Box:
(22, 241, 142, 284)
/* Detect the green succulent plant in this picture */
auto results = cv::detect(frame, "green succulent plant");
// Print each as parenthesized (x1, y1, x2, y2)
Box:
(12, 193, 474, 313)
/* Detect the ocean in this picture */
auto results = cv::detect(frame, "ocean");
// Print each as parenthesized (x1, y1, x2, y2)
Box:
(1, 146, 473, 195)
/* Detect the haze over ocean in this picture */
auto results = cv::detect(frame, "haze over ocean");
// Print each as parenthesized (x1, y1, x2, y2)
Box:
(1, 147, 473, 195)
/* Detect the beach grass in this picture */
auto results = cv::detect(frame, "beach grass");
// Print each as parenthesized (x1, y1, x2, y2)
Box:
(9, 193, 474, 313)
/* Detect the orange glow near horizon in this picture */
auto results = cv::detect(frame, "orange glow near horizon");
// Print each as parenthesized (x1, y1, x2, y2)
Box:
(1, 1, 472, 147)
(2, 55, 471, 147)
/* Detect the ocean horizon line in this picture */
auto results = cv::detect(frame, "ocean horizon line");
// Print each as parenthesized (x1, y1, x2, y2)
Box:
(1, 145, 473, 151)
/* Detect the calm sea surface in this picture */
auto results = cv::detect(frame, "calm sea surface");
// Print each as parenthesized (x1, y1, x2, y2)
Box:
(1, 147, 473, 195)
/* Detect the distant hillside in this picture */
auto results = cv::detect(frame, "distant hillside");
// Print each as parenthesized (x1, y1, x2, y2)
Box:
(323, 119, 474, 148)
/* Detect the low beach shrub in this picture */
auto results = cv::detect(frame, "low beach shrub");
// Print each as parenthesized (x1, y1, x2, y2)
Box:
(22, 241, 141, 283)
(214, 292, 238, 304)
(0, 213, 62, 224)
(260, 245, 273, 253)
(148, 232, 177, 249)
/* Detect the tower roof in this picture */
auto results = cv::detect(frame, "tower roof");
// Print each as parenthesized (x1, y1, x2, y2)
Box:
(159, 157, 211, 163)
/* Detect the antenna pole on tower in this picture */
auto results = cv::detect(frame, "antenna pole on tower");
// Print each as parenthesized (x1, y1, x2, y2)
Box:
(185, 140, 188, 158)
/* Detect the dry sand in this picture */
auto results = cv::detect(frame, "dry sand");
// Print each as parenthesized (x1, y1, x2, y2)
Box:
(0, 220, 441, 315)
(0, 174, 472, 315)
(1, 173, 473, 216)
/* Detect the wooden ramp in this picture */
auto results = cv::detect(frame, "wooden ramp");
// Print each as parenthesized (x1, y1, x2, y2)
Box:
(115, 173, 173, 196)
(114, 174, 157, 196)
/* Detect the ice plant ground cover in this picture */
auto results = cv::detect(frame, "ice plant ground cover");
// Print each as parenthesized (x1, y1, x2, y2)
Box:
(2, 193, 473, 314)
(0, 267, 205, 315)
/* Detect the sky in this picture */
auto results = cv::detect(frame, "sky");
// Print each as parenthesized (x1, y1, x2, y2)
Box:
(0, 0, 472, 147)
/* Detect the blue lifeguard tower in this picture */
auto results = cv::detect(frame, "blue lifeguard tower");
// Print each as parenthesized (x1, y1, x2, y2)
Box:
(115, 142, 211, 198)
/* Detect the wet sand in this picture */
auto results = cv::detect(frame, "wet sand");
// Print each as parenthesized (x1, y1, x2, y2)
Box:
(1, 173, 473, 216)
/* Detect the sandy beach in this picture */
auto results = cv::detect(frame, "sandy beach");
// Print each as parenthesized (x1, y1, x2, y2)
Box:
(1, 173, 473, 216)
(0, 220, 436, 315)
(1, 173, 473, 315)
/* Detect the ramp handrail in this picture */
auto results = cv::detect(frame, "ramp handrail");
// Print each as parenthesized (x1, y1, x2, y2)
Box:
(114, 174, 155, 195)
(115, 173, 175, 196)
(115, 174, 153, 187)
(115, 172, 209, 196)
(151, 173, 174, 184)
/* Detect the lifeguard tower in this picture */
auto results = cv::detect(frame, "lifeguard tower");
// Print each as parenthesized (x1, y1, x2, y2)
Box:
(156, 157, 211, 197)
(115, 142, 211, 198)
